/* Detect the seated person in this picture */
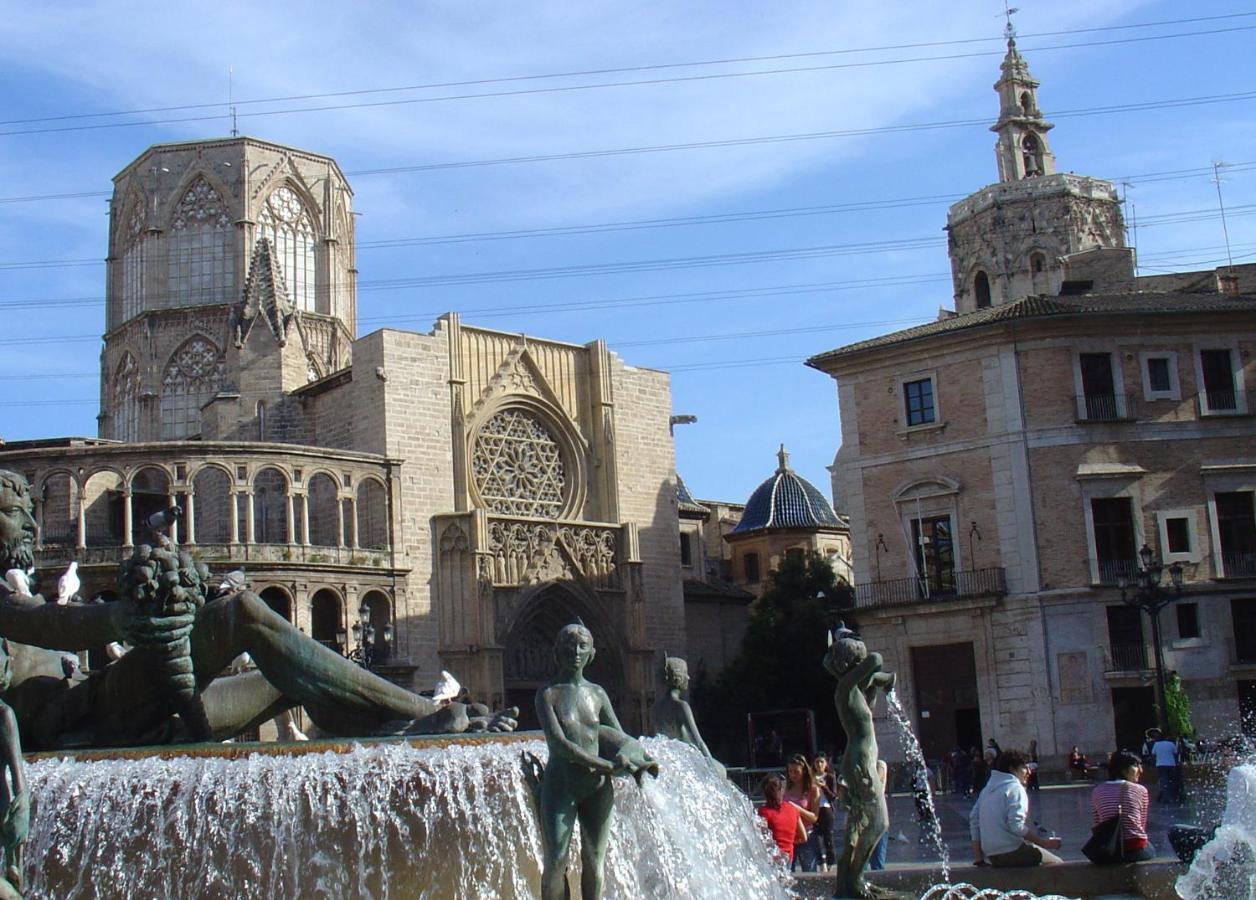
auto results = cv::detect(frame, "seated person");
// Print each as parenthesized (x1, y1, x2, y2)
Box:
(970, 750, 1063, 868)
(757, 774, 805, 864)
(1091, 750, 1154, 862)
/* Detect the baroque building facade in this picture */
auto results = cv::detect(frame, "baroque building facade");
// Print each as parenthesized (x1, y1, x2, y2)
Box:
(809, 39, 1256, 765)
(2, 137, 686, 732)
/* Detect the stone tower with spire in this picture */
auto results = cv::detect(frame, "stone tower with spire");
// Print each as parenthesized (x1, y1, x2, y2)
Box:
(946, 34, 1130, 312)
(99, 137, 357, 444)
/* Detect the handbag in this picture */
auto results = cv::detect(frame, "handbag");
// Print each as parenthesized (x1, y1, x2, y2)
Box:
(1082, 801, 1125, 865)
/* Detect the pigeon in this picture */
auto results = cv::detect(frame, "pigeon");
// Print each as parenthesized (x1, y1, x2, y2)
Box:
(227, 652, 254, 675)
(4, 569, 32, 598)
(279, 718, 310, 742)
(56, 561, 79, 604)
(432, 670, 462, 704)
(105, 641, 130, 661)
(218, 570, 247, 595)
(60, 653, 80, 680)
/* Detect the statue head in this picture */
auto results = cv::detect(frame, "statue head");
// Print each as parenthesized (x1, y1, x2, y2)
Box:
(554, 620, 595, 672)
(823, 626, 868, 678)
(0, 469, 36, 574)
(662, 656, 689, 691)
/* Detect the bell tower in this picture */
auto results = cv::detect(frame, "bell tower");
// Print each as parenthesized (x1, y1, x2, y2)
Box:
(991, 34, 1056, 182)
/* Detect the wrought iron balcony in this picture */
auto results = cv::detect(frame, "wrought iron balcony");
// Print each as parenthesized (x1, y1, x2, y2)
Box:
(1198, 389, 1253, 416)
(1220, 551, 1256, 579)
(1074, 393, 1136, 422)
(1104, 642, 1150, 672)
(852, 567, 1006, 609)
(1092, 557, 1140, 586)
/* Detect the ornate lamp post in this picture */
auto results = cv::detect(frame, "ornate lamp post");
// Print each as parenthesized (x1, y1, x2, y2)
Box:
(347, 602, 393, 671)
(1117, 544, 1184, 733)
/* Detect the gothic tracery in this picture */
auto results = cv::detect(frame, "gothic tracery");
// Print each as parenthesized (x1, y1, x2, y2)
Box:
(160, 336, 224, 439)
(472, 409, 568, 518)
(258, 185, 316, 313)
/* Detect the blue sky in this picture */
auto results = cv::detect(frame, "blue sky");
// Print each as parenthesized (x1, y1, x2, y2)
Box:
(1, 1, 1253, 506)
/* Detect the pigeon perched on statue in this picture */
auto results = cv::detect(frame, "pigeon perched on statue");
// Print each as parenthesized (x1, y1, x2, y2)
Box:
(56, 561, 79, 604)
(105, 642, 129, 662)
(3, 569, 31, 599)
(146, 506, 182, 549)
(432, 670, 462, 704)
(60, 653, 79, 680)
(217, 569, 247, 597)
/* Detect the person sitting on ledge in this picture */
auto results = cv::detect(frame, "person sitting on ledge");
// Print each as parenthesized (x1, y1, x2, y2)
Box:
(1090, 749, 1154, 862)
(0, 469, 517, 749)
(970, 750, 1063, 868)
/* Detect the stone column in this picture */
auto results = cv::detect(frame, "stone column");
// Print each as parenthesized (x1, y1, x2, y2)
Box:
(245, 491, 256, 544)
(286, 493, 296, 544)
(168, 492, 179, 544)
(75, 493, 86, 550)
(300, 494, 311, 547)
(122, 490, 134, 549)
(184, 490, 196, 545)
(348, 498, 359, 549)
(229, 492, 240, 544)
(335, 497, 345, 548)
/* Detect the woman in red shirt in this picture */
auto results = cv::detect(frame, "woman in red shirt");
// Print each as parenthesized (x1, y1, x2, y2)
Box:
(1090, 749, 1153, 861)
(758, 775, 806, 863)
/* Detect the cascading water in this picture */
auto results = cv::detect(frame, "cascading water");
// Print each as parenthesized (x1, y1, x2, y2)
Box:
(885, 691, 951, 884)
(23, 736, 789, 900)
(1176, 762, 1256, 900)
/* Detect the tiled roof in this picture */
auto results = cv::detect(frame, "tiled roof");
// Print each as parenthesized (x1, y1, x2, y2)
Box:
(675, 474, 707, 514)
(807, 291, 1256, 366)
(731, 446, 841, 534)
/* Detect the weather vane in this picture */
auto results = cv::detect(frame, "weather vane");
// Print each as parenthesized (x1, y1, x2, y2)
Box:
(1002, 1, 1020, 42)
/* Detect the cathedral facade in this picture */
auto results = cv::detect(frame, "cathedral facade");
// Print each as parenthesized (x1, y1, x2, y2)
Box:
(1, 137, 685, 731)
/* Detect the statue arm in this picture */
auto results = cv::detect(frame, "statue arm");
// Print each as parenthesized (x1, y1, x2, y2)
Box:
(679, 700, 713, 758)
(0, 597, 123, 651)
(597, 686, 625, 734)
(838, 652, 881, 692)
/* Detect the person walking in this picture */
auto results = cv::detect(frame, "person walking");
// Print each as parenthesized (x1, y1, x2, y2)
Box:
(1089, 750, 1154, 862)
(970, 750, 1063, 868)
(1151, 732, 1182, 803)
(812, 754, 839, 873)
(783, 753, 821, 872)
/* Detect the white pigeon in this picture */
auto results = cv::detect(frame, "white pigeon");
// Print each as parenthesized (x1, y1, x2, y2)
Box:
(4, 568, 32, 598)
(227, 651, 254, 675)
(105, 641, 130, 661)
(56, 561, 79, 604)
(432, 670, 462, 704)
(280, 719, 310, 742)
(218, 570, 247, 594)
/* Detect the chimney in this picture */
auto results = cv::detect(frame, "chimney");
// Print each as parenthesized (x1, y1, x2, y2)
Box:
(1219, 271, 1240, 296)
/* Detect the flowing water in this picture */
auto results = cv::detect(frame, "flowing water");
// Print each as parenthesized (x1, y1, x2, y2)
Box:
(23, 736, 789, 900)
(1176, 762, 1256, 900)
(885, 690, 951, 884)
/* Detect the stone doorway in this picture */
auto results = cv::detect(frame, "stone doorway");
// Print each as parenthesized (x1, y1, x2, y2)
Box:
(502, 584, 624, 731)
(1111, 685, 1155, 752)
(911, 642, 982, 761)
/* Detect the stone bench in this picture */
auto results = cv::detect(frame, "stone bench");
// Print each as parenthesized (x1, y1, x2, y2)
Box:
(792, 858, 1184, 898)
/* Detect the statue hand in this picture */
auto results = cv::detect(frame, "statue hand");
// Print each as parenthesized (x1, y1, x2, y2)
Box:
(109, 597, 195, 654)
(884, 672, 896, 692)
(467, 707, 519, 733)
(0, 788, 28, 849)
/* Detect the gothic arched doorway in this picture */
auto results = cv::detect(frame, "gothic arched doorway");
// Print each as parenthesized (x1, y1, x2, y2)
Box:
(502, 584, 625, 731)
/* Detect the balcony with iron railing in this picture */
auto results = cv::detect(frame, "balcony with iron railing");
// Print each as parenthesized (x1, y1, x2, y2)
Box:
(1104, 642, 1150, 673)
(1220, 551, 1256, 579)
(1091, 557, 1140, 586)
(852, 567, 1006, 610)
(1197, 389, 1254, 417)
(1074, 393, 1137, 423)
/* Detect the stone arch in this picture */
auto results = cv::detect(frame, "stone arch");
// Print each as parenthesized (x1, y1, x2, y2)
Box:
(111, 351, 141, 442)
(973, 270, 992, 309)
(256, 181, 319, 313)
(310, 588, 344, 652)
(356, 477, 389, 550)
(893, 476, 961, 502)
(37, 470, 78, 548)
(160, 334, 224, 440)
(306, 471, 340, 547)
(164, 172, 235, 309)
(130, 465, 172, 546)
(501, 581, 625, 730)
(82, 469, 125, 547)
(252, 467, 289, 544)
(192, 464, 233, 545)
(1021, 132, 1044, 177)
(259, 585, 293, 622)
(467, 396, 588, 520)
(361, 590, 393, 661)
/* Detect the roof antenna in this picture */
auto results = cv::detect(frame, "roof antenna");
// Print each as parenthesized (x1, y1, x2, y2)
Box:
(229, 67, 239, 137)
(1212, 161, 1235, 273)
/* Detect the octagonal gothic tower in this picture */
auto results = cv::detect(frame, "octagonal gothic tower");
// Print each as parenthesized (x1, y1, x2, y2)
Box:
(946, 38, 1128, 312)
(100, 137, 357, 443)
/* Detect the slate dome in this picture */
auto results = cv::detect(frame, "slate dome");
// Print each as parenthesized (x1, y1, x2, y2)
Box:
(730, 445, 841, 534)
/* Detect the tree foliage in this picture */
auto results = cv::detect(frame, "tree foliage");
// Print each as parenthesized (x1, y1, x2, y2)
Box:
(691, 552, 854, 764)
(1163, 670, 1194, 738)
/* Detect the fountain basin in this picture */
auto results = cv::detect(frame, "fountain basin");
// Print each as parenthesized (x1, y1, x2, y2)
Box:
(24, 734, 788, 899)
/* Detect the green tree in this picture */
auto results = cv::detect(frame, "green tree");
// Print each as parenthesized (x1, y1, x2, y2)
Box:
(691, 551, 854, 764)
(1162, 670, 1194, 738)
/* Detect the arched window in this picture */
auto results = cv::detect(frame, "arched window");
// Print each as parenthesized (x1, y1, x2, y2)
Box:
(256, 400, 266, 441)
(356, 478, 389, 550)
(1021, 133, 1044, 177)
(974, 271, 992, 309)
(160, 336, 223, 440)
(253, 467, 289, 544)
(258, 186, 316, 312)
(167, 177, 234, 308)
(112, 352, 140, 442)
(260, 586, 292, 622)
(192, 466, 232, 544)
(311, 590, 344, 652)
(119, 198, 147, 322)
(1019, 91, 1032, 114)
(307, 473, 339, 547)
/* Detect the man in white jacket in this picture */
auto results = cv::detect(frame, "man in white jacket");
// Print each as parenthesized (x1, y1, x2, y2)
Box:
(970, 749, 1064, 867)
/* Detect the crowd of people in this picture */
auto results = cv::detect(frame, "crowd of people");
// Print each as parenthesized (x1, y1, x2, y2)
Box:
(756, 732, 1188, 871)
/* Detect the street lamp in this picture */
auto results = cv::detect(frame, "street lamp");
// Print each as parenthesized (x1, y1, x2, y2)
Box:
(1117, 544, 1184, 733)
(348, 602, 393, 671)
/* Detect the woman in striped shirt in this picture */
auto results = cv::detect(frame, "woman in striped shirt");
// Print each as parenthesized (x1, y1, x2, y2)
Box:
(1090, 749, 1154, 861)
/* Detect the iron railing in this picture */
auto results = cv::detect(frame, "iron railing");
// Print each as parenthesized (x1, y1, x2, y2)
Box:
(1074, 393, 1136, 422)
(852, 567, 1006, 609)
(1198, 389, 1253, 416)
(1220, 552, 1256, 579)
(1093, 557, 1139, 586)
(1105, 642, 1149, 672)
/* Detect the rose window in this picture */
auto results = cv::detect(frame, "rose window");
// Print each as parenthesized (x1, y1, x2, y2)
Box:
(472, 409, 568, 518)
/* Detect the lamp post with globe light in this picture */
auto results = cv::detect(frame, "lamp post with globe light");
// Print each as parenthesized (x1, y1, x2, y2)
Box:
(1117, 544, 1184, 734)
(347, 602, 392, 671)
